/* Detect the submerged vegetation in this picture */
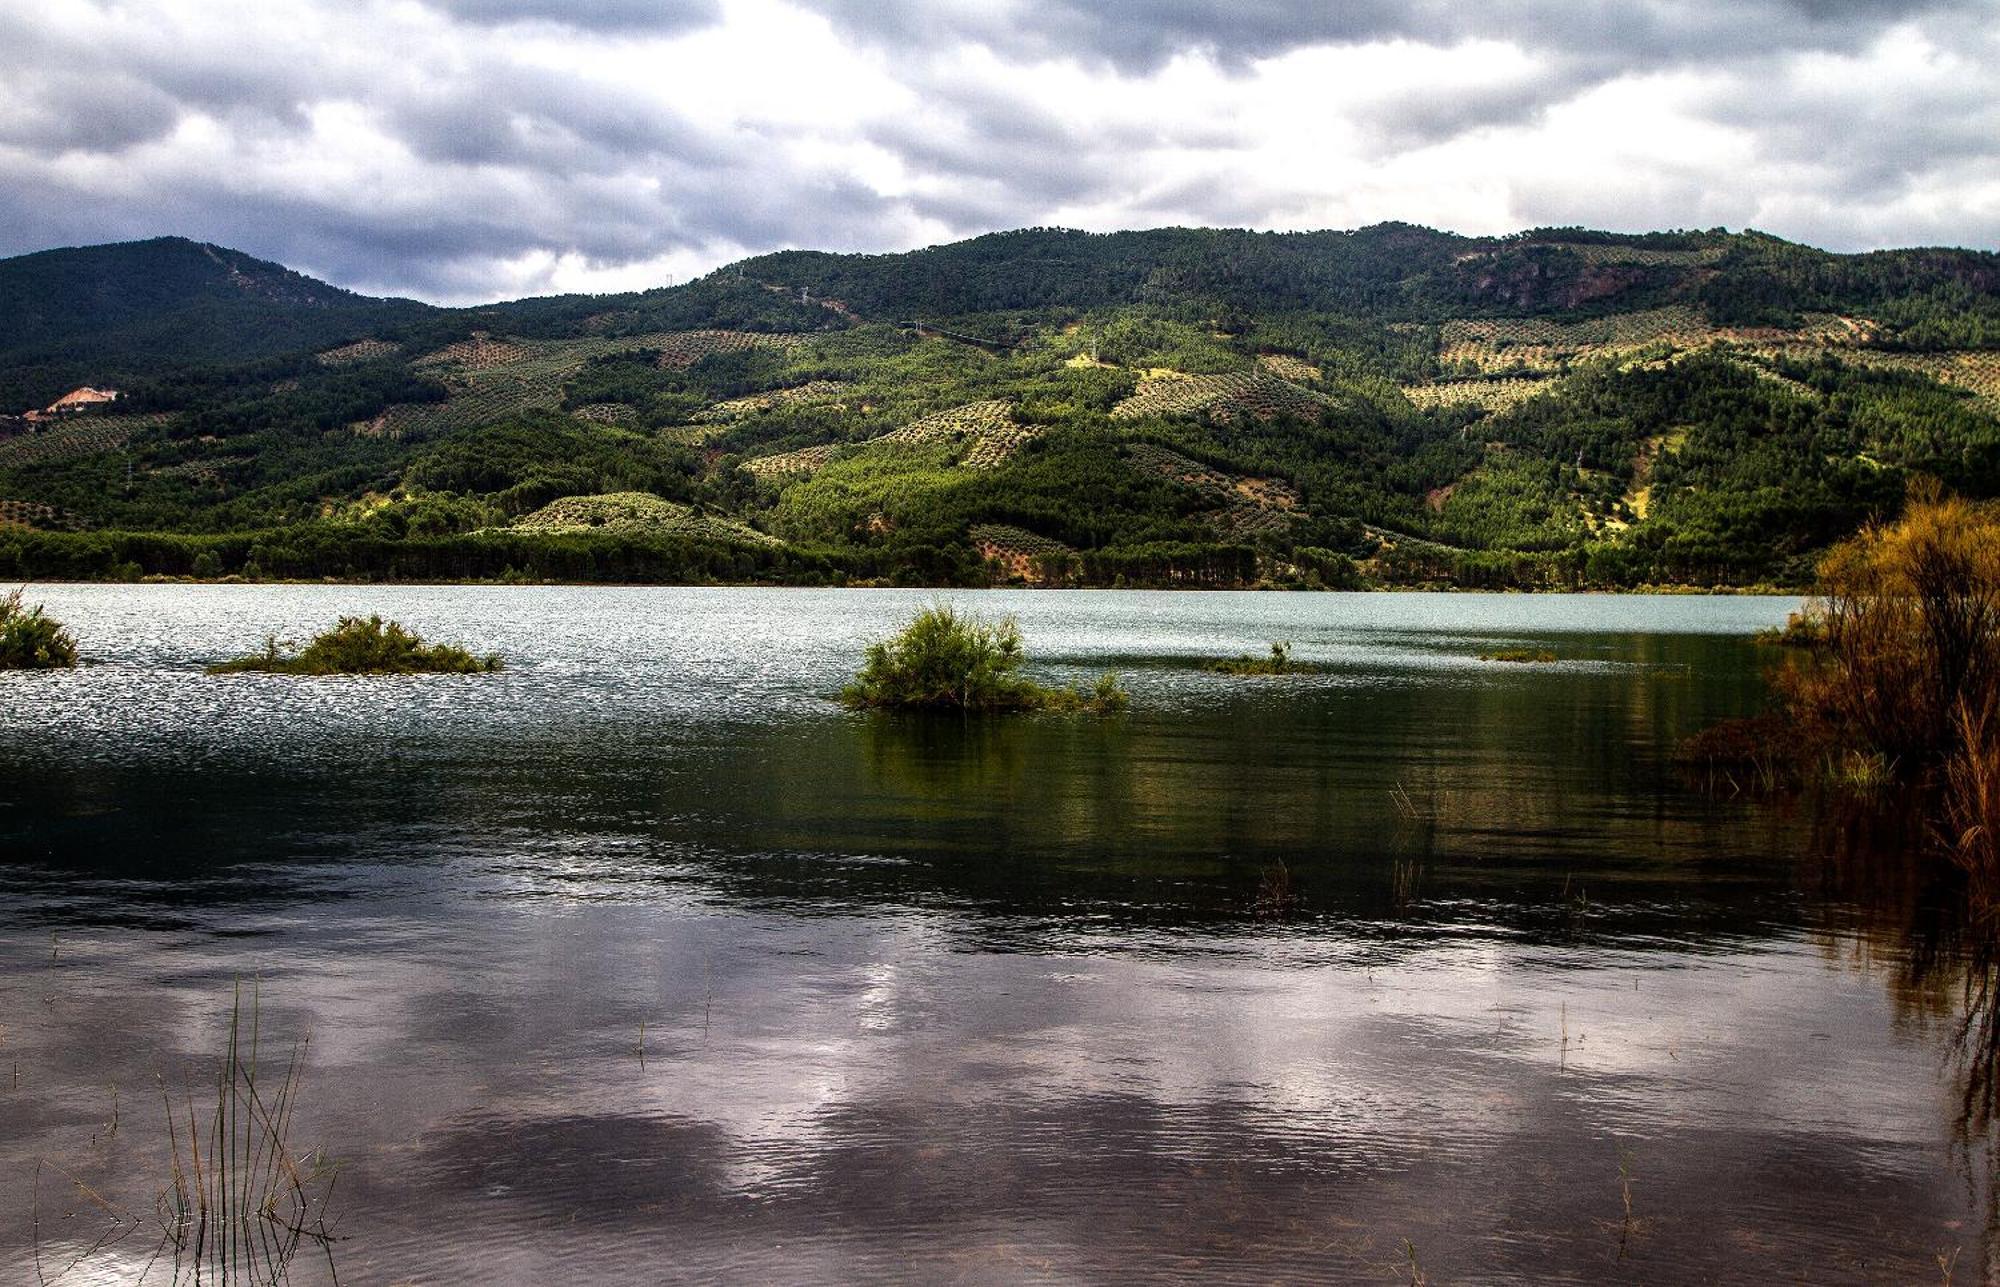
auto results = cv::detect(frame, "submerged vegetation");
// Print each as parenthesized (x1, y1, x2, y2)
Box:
(207, 614, 501, 675)
(1207, 641, 1316, 675)
(0, 587, 76, 669)
(841, 605, 1127, 713)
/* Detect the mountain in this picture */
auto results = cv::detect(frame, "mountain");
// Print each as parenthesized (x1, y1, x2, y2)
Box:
(0, 237, 431, 408)
(0, 224, 1996, 589)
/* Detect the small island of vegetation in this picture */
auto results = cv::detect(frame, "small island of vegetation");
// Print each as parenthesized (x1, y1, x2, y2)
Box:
(1207, 642, 1317, 675)
(841, 605, 1126, 713)
(208, 614, 501, 676)
(1481, 648, 1560, 663)
(0, 588, 77, 670)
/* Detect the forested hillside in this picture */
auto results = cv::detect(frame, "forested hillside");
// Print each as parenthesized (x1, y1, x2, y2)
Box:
(2, 224, 1997, 589)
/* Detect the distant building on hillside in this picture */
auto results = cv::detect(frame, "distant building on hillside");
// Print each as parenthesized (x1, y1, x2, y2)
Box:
(46, 386, 120, 413)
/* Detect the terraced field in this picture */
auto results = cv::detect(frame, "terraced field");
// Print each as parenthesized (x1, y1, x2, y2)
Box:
(1401, 378, 1557, 414)
(1125, 441, 1302, 539)
(1504, 243, 1728, 267)
(1126, 442, 1238, 493)
(0, 414, 169, 468)
(572, 402, 639, 425)
(742, 445, 843, 478)
(1110, 373, 1329, 425)
(363, 332, 782, 439)
(860, 400, 1044, 469)
(148, 454, 252, 484)
(361, 376, 568, 438)
(1901, 351, 2000, 408)
(1438, 309, 1875, 375)
(1256, 353, 1322, 382)
(969, 523, 1075, 580)
(877, 400, 1015, 445)
(1765, 349, 2000, 412)
(415, 336, 532, 370)
(316, 338, 401, 366)
(959, 422, 1044, 469)
(511, 491, 781, 547)
(1215, 500, 1299, 540)
(0, 498, 84, 530)
(1728, 357, 1821, 400)
(742, 400, 1039, 479)
(651, 330, 801, 369)
(689, 380, 848, 424)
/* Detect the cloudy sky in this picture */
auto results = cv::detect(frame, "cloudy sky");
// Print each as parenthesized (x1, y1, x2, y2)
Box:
(3, 0, 1997, 303)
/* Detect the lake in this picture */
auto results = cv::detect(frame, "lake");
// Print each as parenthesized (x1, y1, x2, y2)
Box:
(1, 586, 1989, 1283)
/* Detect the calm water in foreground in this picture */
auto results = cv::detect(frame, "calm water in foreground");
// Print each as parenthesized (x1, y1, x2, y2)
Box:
(0, 586, 1990, 1283)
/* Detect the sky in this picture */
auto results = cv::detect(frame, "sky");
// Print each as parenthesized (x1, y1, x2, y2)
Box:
(2, 0, 1997, 304)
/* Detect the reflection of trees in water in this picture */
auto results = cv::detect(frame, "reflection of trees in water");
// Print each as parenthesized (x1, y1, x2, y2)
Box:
(860, 711, 1035, 802)
(1811, 799, 2000, 1275)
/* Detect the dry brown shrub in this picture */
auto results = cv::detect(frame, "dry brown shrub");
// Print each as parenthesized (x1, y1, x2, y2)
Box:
(1776, 485, 2000, 776)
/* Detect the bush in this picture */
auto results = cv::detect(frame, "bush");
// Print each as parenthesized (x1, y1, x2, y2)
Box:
(841, 605, 1125, 713)
(208, 615, 501, 675)
(1687, 488, 2000, 895)
(1774, 487, 2000, 774)
(0, 588, 77, 669)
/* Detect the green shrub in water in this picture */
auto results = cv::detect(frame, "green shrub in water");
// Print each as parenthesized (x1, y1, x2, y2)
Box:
(841, 605, 1125, 713)
(1480, 648, 1559, 663)
(1206, 641, 1314, 675)
(0, 588, 77, 669)
(208, 614, 501, 675)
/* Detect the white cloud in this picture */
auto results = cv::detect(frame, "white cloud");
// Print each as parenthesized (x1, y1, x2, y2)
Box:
(0, 0, 1993, 302)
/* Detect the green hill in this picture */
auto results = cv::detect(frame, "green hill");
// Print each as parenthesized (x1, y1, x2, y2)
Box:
(0, 237, 432, 408)
(1, 224, 1996, 589)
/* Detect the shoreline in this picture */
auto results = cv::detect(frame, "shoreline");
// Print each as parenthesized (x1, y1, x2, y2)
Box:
(17, 576, 1807, 596)
(3, 575, 1816, 595)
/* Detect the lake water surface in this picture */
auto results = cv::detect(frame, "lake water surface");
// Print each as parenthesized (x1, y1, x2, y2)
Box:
(1, 587, 1989, 1283)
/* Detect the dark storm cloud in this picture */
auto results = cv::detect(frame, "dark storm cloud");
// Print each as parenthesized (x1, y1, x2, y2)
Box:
(0, 69, 183, 153)
(1349, 80, 1562, 155)
(380, 65, 725, 175)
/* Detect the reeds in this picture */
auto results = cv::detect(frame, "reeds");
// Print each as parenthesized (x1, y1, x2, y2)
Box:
(1401, 1238, 1427, 1286)
(1389, 781, 1436, 822)
(1252, 858, 1297, 918)
(154, 983, 339, 1283)
(1390, 858, 1422, 912)
(1674, 711, 1791, 794)
(1944, 703, 2000, 903)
